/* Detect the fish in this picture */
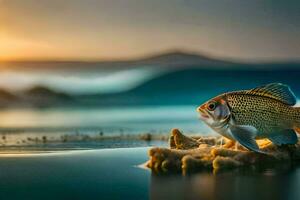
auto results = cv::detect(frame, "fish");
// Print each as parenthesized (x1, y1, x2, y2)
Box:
(197, 83, 300, 153)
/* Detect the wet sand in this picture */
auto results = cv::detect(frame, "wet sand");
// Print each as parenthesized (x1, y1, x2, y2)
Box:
(0, 147, 300, 200)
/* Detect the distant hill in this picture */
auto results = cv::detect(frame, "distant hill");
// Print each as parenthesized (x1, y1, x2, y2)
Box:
(0, 89, 19, 107)
(1, 50, 299, 72)
(24, 86, 71, 99)
(0, 89, 18, 100)
(132, 50, 236, 67)
(0, 86, 73, 108)
(0, 50, 237, 71)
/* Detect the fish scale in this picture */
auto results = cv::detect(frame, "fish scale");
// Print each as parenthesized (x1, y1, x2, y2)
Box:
(226, 92, 295, 135)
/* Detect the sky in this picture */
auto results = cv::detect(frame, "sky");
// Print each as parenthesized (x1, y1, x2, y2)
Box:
(0, 0, 299, 62)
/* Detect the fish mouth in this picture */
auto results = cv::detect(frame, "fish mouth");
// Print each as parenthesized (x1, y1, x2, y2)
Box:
(200, 113, 209, 119)
(197, 107, 209, 119)
(200, 114, 209, 119)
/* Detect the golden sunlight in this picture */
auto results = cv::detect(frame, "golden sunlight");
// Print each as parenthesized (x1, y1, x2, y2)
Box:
(0, 33, 54, 61)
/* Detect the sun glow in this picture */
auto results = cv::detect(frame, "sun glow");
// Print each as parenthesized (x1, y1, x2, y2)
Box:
(0, 33, 55, 61)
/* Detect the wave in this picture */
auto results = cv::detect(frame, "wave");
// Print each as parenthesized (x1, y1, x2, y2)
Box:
(0, 68, 164, 94)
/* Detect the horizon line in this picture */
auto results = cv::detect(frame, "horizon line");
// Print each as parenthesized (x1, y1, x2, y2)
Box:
(0, 49, 299, 64)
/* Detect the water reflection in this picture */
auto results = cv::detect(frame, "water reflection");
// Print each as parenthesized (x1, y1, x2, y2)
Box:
(0, 106, 211, 147)
(150, 162, 300, 200)
(0, 106, 202, 132)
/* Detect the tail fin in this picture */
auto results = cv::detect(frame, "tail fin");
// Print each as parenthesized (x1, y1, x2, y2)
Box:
(293, 107, 300, 134)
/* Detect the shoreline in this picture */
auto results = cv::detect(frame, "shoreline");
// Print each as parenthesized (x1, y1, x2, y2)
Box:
(0, 131, 172, 147)
(0, 147, 151, 157)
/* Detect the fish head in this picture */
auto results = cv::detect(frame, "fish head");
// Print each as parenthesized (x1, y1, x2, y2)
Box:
(197, 95, 231, 127)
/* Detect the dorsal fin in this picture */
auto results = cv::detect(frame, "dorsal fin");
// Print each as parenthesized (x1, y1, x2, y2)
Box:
(246, 83, 297, 105)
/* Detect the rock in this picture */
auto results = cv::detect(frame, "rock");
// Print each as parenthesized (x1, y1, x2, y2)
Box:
(146, 129, 300, 174)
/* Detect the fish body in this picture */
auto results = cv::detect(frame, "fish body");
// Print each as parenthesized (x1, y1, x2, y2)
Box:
(197, 83, 300, 153)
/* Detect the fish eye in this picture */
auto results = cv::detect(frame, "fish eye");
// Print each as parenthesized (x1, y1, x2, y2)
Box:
(207, 102, 216, 111)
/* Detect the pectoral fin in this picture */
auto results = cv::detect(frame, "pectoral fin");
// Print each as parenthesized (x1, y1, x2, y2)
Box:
(229, 125, 265, 153)
(268, 130, 298, 145)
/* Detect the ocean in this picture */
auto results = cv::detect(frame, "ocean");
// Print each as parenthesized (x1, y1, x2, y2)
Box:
(0, 65, 299, 148)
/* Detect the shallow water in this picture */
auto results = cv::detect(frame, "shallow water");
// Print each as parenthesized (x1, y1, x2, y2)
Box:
(0, 148, 300, 200)
(0, 106, 204, 133)
(0, 106, 212, 147)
